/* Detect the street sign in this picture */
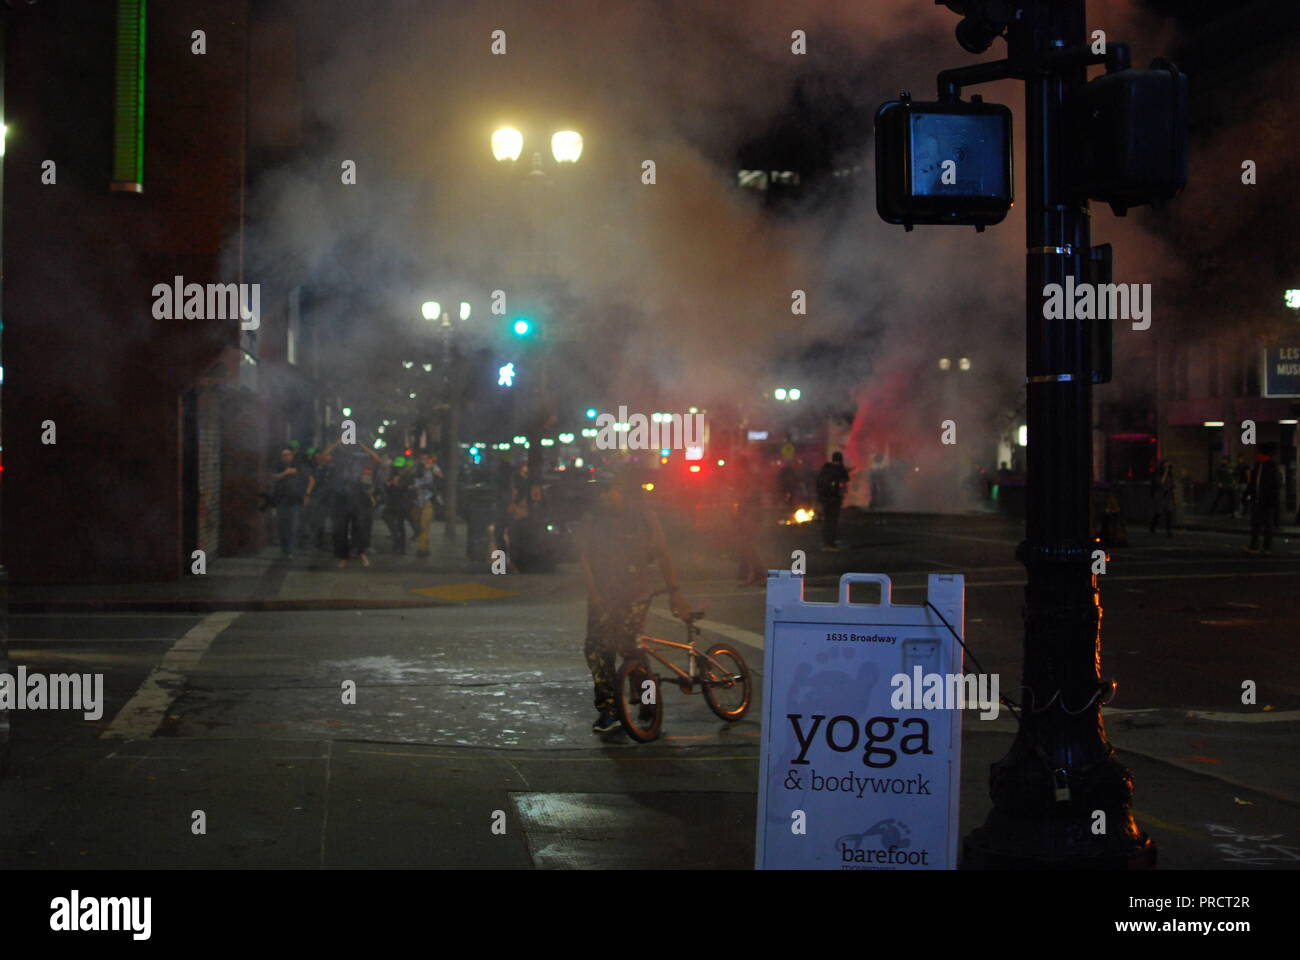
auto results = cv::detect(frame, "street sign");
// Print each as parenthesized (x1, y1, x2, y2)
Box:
(1263, 346, 1300, 398)
(756, 571, 964, 870)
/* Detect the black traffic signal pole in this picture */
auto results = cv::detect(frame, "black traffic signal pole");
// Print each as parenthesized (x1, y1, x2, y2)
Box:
(939, 0, 1155, 868)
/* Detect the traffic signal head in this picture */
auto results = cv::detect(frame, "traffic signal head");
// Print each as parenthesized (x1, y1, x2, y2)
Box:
(875, 94, 1013, 230)
(1064, 59, 1189, 216)
(512, 318, 533, 336)
(935, 1, 1013, 54)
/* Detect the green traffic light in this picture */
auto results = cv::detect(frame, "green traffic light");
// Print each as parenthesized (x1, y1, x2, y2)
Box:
(512, 318, 532, 336)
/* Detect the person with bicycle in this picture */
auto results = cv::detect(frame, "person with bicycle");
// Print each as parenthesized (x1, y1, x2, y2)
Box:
(577, 470, 692, 734)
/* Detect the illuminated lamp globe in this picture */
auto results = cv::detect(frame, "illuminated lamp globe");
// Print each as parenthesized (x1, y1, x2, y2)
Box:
(491, 127, 524, 163)
(551, 130, 583, 164)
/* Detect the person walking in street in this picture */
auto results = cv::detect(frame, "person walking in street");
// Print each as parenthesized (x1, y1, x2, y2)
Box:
(270, 448, 308, 559)
(1245, 443, 1280, 555)
(304, 449, 336, 553)
(1208, 455, 1235, 515)
(816, 451, 851, 550)
(383, 456, 415, 555)
(1149, 459, 1176, 536)
(490, 461, 531, 567)
(1233, 454, 1250, 519)
(411, 456, 437, 558)
(776, 462, 798, 509)
(576, 471, 693, 734)
(324, 439, 383, 568)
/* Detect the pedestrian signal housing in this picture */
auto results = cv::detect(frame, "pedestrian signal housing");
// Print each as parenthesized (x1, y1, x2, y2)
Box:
(875, 94, 1013, 231)
(1064, 58, 1188, 216)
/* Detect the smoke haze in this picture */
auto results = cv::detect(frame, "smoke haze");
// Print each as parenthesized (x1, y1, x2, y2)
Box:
(239, 0, 1283, 510)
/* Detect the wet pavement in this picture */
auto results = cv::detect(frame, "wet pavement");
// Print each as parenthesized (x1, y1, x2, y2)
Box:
(1, 512, 1298, 868)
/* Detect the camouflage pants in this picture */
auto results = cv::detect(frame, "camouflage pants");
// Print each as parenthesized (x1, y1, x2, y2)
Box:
(584, 599, 649, 715)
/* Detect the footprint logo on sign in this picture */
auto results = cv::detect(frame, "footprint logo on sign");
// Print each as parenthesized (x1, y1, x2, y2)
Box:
(772, 659, 881, 831)
(839, 818, 912, 851)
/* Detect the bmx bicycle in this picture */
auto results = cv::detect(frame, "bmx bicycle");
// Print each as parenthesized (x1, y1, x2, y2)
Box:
(615, 587, 753, 742)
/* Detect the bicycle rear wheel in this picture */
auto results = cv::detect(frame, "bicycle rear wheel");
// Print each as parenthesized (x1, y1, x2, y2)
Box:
(616, 656, 662, 742)
(701, 644, 751, 721)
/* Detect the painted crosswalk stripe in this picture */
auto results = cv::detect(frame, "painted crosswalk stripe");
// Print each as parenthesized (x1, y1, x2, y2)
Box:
(101, 611, 242, 740)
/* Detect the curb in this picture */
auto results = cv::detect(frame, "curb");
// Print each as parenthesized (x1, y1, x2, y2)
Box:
(9, 598, 456, 614)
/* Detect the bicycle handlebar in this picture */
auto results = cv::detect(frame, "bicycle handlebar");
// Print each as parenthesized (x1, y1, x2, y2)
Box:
(639, 587, 703, 623)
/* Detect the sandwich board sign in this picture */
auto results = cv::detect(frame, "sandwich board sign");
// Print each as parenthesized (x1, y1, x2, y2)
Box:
(755, 571, 964, 870)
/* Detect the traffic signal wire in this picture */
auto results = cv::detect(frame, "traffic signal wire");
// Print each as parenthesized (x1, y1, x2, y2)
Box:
(924, 600, 1120, 722)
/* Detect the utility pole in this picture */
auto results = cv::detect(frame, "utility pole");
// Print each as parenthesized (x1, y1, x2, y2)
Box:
(440, 317, 460, 541)
(932, 0, 1157, 868)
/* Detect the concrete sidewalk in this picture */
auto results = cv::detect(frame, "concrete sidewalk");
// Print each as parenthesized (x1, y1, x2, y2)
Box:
(8, 523, 562, 613)
(1177, 511, 1300, 537)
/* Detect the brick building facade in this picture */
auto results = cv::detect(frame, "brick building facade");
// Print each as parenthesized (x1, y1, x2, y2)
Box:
(3, 0, 315, 583)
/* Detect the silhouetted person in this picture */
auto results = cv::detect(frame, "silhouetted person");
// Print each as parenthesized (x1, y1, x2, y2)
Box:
(304, 450, 336, 552)
(270, 448, 307, 559)
(1246, 444, 1280, 554)
(383, 456, 414, 555)
(325, 440, 383, 568)
(816, 451, 850, 550)
(577, 473, 692, 734)
(776, 463, 798, 508)
(1233, 454, 1250, 519)
(411, 456, 438, 557)
(1208, 455, 1234, 515)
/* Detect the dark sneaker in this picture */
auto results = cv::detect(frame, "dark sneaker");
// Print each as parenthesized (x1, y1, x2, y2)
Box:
(592, 713, 621, 734)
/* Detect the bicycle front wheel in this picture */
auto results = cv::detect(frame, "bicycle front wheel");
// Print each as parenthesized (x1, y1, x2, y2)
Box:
(702, 644, 752, 721)
(616, 656, 662, 742)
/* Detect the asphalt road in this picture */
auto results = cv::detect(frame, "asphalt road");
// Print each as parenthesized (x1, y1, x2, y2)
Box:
(681, 510, 1300, 714)
(1, 510, 1297, 868)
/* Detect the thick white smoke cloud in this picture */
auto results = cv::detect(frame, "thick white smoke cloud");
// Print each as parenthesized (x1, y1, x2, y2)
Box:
(244, 0, 1203, 510)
